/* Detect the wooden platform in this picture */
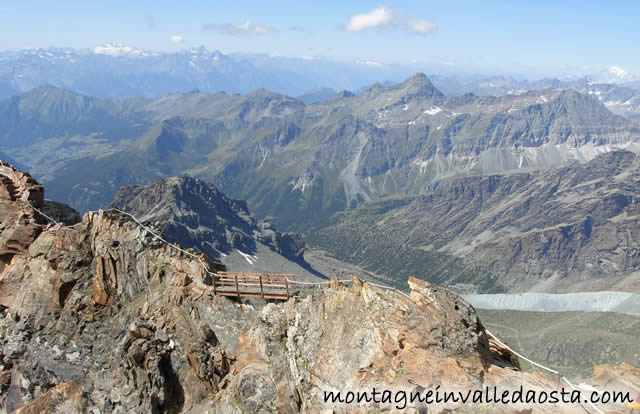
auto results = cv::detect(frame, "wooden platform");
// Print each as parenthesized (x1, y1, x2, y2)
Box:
(213, 272, 296, 300)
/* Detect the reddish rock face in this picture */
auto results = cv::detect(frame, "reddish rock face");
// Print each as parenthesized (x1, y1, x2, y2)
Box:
(12, 381, 84, 414)
(0, 163, 45, 275)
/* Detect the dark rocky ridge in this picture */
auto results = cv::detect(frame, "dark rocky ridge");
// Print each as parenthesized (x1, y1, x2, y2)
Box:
(107, 175, 306, 264)
(41, 199, 81, 225)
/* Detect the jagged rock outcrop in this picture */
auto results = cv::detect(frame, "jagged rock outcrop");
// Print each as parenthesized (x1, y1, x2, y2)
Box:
(0, 162, 46, 273)
(1, 164, 637, 413)
(107, 176, 307, 263)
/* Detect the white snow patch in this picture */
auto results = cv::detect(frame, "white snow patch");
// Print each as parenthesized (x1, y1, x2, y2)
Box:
(236, 249, 259, 265)
(93, 43, 144, 56)
(424, 106, 442, 115)
(402, 104, 409, 111)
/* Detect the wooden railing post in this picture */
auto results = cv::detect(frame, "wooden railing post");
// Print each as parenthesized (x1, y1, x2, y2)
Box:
(259, 276, 264, 298)
(285, 278, 289, 299)
(235, 275, 240, 298)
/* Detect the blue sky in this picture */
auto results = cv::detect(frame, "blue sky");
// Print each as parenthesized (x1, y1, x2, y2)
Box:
(1, 0, 638, 79)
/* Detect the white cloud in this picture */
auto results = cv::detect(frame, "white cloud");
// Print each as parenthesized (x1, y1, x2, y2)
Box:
(204, 21, 278, 36)
(407, 17, 437, 34)
(356, 59, 384, 68)
(345, 6, 393, 31)
(169, 35, 184, 44)
(344, 5, 437, 35)
(607, 65, 632, 83)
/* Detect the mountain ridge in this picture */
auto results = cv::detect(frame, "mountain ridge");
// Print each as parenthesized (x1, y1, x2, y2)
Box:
(310, 151, 640, 293)
(1, 74, 638, 232)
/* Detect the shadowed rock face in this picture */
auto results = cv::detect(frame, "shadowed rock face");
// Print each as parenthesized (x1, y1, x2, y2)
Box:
(41, 200, 81, 226)
(107, 175, 306, 263)
(0, 164, 637, 413)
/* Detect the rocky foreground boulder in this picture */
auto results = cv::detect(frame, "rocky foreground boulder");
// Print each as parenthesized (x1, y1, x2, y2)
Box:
(0, 162, 638, 413)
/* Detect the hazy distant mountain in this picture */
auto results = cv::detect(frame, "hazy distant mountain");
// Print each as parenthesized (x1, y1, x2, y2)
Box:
(296, 88, 337, 104)
(429, 75, 640, 124)
(0, 84, 147, 148)
(0, 45, 417, 99)
(3, 44, 639, 126)
(2, 74, 637, 234)
(624, 81, 640, 90)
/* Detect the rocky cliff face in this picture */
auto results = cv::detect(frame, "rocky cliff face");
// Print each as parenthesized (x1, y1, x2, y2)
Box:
(107, 175, 306, 263)
(0, 162, 45, 273)
(312, 151, 640, 293)
(4, 163, 627, 413)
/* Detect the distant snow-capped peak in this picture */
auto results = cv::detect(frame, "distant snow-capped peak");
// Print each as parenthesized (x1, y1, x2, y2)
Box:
(93, 43, 146, 56)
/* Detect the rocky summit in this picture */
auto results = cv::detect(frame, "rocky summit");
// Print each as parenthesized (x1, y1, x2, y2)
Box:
(107, 176, 306, 265)
(3, 165, 638, 413)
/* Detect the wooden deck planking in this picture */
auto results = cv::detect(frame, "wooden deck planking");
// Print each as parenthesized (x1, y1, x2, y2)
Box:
(212, 272, 296, 300)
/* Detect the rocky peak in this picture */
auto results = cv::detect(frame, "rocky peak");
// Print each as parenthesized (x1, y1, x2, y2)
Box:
(107, 175, 306, 263)
(328, 89, 355, 102)
(361, 81, 387, 98)
(396, 72, 444, 99)
(18, 84, 93, 121)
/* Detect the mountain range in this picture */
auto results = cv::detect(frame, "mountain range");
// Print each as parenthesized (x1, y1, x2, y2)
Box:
(2, 45, 639, 101)
(310, 151, 640, 293)
(1, 72, 640, 293)
(0, 45, 417, 99)
(430, 75, 640, 125)
(2, 74, 638, 228)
